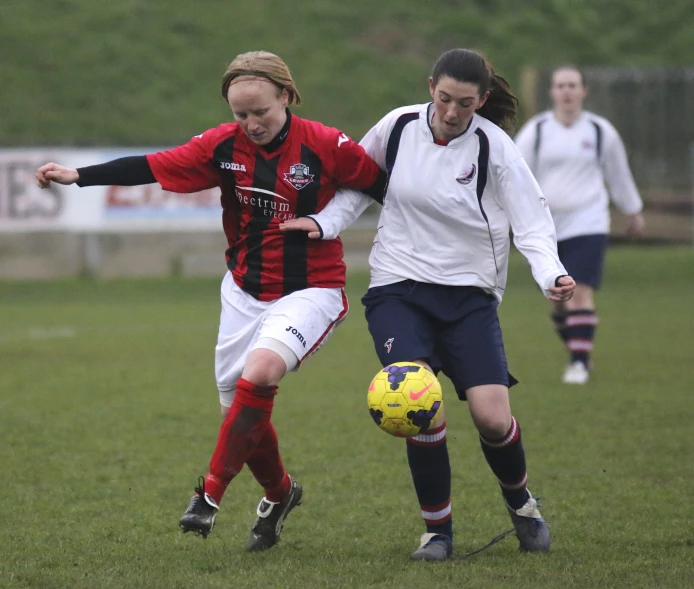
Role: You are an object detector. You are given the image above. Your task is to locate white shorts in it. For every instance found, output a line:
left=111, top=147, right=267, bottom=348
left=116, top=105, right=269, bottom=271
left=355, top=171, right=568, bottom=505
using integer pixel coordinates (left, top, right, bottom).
left=215, top=272, right=348, bottom=407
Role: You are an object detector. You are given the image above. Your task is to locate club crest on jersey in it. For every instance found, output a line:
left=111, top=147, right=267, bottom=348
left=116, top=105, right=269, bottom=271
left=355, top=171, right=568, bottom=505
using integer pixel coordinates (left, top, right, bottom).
left=456, top=164, right=476, bottom=185
left=283, top=163, right=314, bottom=190
left=384, top=337, right=394, bottom=353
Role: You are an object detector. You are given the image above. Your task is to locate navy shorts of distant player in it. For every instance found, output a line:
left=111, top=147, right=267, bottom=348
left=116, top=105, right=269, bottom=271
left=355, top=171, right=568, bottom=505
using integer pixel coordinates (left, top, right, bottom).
left=557, top=233, right=608, bottom=289
left=362, top=281, right=517, bottom=400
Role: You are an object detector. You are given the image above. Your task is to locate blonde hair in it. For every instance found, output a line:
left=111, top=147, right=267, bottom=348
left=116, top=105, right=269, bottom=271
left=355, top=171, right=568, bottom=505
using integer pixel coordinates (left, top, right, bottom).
left=221, top=51, right=302, bottom=105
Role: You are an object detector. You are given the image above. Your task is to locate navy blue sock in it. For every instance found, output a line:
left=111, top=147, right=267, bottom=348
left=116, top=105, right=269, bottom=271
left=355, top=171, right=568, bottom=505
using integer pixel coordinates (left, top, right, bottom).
left=406, top=423, right=452, bottom=539
left=479, top=417, right=529, bottom=510
left=564, top=309, right=598, bottom=367
left=551, top=311, right=568, bottom=345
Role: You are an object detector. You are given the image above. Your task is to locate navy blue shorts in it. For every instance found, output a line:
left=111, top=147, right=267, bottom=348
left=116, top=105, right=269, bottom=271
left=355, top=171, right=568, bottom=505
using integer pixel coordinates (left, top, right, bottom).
left=557, top=234, right=608, bottom=289
left=361, top=280, right=517, bottom=401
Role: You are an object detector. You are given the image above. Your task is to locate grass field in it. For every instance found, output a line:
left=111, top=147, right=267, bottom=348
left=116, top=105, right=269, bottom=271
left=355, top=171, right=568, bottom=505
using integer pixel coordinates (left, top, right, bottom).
left=1, top=245, right=693, bottom=588
left=2, top=1, right=692, bottom=146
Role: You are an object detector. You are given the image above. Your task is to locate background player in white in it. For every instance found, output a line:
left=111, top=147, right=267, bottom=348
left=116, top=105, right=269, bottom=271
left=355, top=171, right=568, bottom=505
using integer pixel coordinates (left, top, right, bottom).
left=281, top=48, right=576, bottom=561
left=515, top=66, right=645, bottom=385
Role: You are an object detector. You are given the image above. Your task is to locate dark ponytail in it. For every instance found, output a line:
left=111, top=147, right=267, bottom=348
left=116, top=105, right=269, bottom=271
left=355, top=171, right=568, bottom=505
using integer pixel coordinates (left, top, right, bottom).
left=431, top=49, right=518, bottom=132
left=478, top=67, right=518, bottom=132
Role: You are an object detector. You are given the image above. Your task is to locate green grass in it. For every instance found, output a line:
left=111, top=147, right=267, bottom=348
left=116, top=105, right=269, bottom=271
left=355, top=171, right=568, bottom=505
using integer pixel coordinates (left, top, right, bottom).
left=1, top=0, right=693, bottom=145
left=1, top=245, right=693, bottom=588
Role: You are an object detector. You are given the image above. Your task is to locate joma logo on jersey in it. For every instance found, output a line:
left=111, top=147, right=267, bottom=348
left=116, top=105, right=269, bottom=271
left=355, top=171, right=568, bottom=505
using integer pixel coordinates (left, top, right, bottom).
left=285, top=326, right=306, bottom=347
left=219, top=161, right=246, bottom=172
left=283, top=163, right=314, bottom=190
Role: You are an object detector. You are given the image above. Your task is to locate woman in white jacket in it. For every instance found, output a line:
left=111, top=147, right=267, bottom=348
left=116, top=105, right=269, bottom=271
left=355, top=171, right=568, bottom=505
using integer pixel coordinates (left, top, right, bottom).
left=281, top=48, right=575, bottom=561
left=515, top=66, right=644, bottom=385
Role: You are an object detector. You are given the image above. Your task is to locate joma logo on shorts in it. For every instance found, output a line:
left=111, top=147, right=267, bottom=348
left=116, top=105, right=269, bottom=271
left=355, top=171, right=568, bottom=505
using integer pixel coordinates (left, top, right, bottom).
left=286, top=326, right=306, bottom=348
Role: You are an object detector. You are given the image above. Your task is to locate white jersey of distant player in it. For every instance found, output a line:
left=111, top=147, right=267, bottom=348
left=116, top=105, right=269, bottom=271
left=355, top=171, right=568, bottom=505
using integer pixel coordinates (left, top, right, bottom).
left=514, top=110, right=643, bottom=241
left=309, top=103, right=566, bottom=302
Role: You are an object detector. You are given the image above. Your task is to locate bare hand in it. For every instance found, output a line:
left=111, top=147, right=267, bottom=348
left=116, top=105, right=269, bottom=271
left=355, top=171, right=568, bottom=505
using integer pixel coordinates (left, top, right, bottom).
left=625, top=212, right=645, bottom=238
left=278, top=217, right=322, bottom=239
left=548, top=275, right=576, bottom=302
left=36, top=163, right=79, bottom=189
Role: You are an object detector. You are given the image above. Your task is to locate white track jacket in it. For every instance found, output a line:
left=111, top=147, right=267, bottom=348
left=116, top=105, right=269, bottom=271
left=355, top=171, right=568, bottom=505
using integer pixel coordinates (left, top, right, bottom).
left=310, top=103, right=566, bottom=302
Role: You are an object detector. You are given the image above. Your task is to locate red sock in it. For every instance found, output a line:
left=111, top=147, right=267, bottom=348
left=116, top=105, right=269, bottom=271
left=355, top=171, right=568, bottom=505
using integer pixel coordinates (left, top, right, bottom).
left=246, top=422, right=291, bottom=502
left=204, top=378, right=276, bottom=505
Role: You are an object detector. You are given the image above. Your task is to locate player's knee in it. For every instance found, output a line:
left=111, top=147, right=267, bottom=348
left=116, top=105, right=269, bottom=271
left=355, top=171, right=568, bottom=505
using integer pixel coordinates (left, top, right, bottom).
left=466, top=384, right=512, bottom=438
left=242, top=351, right=286, bottom=386
left=565, top=283, right=594, bottom=309
left=242, top=341, right=298, bottom=387
left=474, top=414, right=511, bottom=439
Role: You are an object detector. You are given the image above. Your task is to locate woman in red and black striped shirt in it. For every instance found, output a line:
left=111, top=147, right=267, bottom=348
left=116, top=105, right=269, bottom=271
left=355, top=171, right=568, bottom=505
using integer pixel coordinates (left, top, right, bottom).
left=36, top=50, right=386, bottom=551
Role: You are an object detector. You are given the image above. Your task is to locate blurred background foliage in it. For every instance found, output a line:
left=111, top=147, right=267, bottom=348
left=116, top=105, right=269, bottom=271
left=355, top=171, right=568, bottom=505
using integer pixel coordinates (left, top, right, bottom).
left=1, top=0, right=693, bottom=146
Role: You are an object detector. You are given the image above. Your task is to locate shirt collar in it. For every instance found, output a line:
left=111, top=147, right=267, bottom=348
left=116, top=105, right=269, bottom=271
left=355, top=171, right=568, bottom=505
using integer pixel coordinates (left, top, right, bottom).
left=259, top=109, right=292, bottom=153
left=426, top=103, right=474, bottom=145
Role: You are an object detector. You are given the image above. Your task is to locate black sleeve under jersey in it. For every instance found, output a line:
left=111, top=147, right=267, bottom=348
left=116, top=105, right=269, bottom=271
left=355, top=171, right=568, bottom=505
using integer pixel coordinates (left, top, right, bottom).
left=361, top=168, right=388, bottom=204
left=76, top=156, right=156, bottom=187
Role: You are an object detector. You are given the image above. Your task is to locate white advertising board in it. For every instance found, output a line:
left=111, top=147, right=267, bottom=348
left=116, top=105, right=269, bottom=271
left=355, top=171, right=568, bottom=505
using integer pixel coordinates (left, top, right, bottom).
left=0, top=148, right=223, bottom=233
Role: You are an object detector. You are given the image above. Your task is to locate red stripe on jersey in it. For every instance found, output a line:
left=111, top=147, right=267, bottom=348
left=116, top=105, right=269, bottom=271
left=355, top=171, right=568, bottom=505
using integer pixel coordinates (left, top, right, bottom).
left=147, top=115, right=380, bottom=301
left=239, top=151, right=282, bottom=299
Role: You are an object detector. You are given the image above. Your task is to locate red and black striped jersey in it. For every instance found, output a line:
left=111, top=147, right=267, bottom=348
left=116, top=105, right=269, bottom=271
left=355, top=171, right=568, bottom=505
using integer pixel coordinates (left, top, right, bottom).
left=147, top=113, right=382, bottom=301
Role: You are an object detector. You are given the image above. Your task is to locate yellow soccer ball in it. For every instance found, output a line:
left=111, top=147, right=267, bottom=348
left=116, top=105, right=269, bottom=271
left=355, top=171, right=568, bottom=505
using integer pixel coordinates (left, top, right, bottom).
left=367, top=362, right=443, bottom=437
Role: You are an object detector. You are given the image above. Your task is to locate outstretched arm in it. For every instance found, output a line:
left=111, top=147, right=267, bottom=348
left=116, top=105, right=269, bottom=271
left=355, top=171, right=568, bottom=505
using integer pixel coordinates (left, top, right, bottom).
left=36, top=156, right=156, bottom=189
